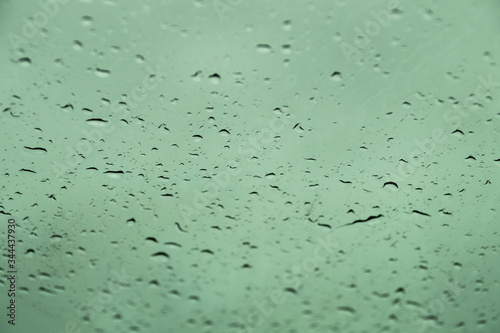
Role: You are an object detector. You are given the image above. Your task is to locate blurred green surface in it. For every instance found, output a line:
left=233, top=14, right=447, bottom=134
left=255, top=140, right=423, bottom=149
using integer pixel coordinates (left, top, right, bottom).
left=0, top=0, right=499, bottom=332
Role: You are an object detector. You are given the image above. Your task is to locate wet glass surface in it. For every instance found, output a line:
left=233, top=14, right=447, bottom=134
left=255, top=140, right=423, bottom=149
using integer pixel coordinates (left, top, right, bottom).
left=1, top=1, right=499, bottom=332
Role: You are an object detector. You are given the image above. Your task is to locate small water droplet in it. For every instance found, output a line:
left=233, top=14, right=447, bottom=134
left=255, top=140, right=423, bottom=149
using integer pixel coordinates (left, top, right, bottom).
left=330, top=71, right=342, bottom=81
left=73, top=40, right=84, bottom=51
left=282, top=20, right=292, bottom=31
left=256, top=44, right=271, bottom=53
left=191, top=70, right=202, bottom=82
left=17, top=57, right=32, bottom=67
left=82, top=15, right=93, bottom=27
left=208, top=73, right=220, bottom=84
left=281, top=44, right=291, bottom=54
left=135, top=54, right=145, bottom=64
left=95, top=68, right=110, bottom=78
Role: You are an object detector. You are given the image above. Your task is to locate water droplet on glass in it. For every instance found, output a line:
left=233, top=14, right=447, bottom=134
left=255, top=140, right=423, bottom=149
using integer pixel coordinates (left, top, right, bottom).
left=95, top=68, right=110, bottom=78
left=81, top=15, right=93, bottom=27
left=208, top=73, right=220, bottom=84
left=73, top=40, right=83, bottom=51
left=256, top=44, right=271, bottom=53
left=282, top=20, right=292, bottom=31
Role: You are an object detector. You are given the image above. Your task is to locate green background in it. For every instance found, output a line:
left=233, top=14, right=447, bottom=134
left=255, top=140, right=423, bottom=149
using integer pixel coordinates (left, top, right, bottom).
left=1, top=0, right=499, bottom=332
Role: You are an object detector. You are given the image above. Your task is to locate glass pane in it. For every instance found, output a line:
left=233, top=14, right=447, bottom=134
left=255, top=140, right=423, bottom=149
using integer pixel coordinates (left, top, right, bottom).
left=1, top=0, right=499, bottom=332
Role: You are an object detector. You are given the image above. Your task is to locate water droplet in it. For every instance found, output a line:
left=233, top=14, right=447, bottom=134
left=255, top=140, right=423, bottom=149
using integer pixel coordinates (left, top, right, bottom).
left=208, top=73, right=220, bottom=84
left=81, top=15, right=93, bottom=27
left=219, top=129, right=230, bottom=136
left=191, top=70, right=202, bottom=82
left=104, top=171, right=124, bottom=178
left=282, top=20, right=292, bottom=31
left=86, top=118, right=108, bottom=127
left=73, top=40, right=83, bottom=51
left=95, top=68, right=110, bottom=78
left=330, top=71, right=342, bottom=81
left=256, top=44, right=271, bottom=53
left=135, top=54, right=145, bottom=63
left=17, top=57, right=32, bottom=66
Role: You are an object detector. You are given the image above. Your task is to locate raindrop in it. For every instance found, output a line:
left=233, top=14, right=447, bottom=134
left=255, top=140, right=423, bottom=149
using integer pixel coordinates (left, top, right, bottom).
left=104, top=170, right=124, bottom=178
left=256, top=44, right=271, bottom=53
left=86, top=118, right=108, bottom=127
left=82, top=15, right=93, bottom=26
left=95, top=68, right=110, bottom=78
left=208, top=73, right=220, bottom=84
left=330, top=71, right=342, bottom=81
left=17, top=57, right=32, bottom=66
left=282, top=20, right=292, bottom=31
left=135, top=54, right=145, bottom=63
left=281, top=44, right=291, bottom=54
left=191, top=70, right=202, bottom=82
left=73, top=40, right=83, bottom=51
